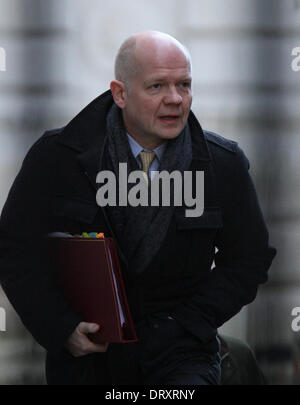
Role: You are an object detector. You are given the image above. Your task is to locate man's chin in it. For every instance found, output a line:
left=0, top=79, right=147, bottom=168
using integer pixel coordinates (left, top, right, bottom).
left=157, top=128, right=184, bottom=140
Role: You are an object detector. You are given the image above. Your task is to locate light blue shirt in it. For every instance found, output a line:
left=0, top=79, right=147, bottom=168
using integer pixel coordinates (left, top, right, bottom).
left=126, top=133, right=167, bottom=180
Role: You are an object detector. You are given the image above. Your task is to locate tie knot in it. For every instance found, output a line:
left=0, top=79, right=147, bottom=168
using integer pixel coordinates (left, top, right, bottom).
left=139, top=151, right=156, bottom=176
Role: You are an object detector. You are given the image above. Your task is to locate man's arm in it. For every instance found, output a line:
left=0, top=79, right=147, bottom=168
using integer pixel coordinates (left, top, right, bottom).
left=171, top=146, right=276, bottom=342
left=0, top=135, right=83, bottom=353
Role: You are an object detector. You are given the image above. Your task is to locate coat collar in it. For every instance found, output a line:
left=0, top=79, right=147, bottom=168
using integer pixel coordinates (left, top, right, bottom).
left=57, top=90, right=113, bottom=189
left=58, top=89, right=113, bottom=152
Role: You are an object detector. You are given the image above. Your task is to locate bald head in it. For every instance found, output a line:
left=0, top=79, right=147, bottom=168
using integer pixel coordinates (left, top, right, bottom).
left=111, top=31, right=193, bottom=149
left=114, top=31, right=191, bottom=89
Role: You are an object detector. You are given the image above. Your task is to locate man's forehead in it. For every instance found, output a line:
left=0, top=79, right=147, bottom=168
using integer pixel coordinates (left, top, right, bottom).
left=143, top=69, right=192, bottom=83
left=137, top=51, right=191, bottom=79
left=141, top=55, right=191, bottom=75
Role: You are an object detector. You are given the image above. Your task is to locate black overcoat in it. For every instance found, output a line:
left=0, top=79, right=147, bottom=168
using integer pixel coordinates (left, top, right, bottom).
left=0, top=90, right=276, bottom=384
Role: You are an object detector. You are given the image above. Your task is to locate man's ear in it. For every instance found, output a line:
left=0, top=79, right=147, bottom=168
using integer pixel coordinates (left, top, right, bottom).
left=110, top=80, right=127, bottom=109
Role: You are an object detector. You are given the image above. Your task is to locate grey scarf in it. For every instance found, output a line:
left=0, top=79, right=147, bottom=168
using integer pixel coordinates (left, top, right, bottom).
left=105, top=103, right=192, bottom=276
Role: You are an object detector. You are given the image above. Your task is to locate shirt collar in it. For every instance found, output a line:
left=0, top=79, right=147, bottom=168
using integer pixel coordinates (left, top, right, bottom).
left=126, top=133, right=166, bottom=162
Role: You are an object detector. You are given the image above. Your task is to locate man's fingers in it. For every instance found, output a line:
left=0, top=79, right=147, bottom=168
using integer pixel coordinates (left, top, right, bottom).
left=65, top=322, right=109, bottom=357
left=77, top=322, right=99, bottom=335
left=74, top=322, right=109, bottom=355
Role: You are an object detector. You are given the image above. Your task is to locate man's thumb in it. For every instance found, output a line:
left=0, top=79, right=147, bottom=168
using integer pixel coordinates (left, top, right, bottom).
left=78, top=322, right=100, bottom=334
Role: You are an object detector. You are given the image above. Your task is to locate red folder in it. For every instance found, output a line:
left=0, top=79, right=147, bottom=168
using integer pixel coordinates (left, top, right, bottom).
left=48, top=236, right=137, bottom=344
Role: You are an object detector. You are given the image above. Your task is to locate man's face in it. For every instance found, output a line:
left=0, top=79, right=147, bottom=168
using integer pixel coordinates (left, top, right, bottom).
left=121, top=44, right=192, bottom=149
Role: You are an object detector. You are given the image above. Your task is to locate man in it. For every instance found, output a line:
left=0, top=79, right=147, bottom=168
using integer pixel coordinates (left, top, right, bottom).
left=0, top=31, right=276, bottom=385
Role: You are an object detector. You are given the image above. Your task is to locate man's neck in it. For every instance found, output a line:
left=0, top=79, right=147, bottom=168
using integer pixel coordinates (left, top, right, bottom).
left=126, top=132, right=164, bottom=150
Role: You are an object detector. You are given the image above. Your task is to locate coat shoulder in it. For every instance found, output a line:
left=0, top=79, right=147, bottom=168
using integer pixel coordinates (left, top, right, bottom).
left=37, top=127, right=66, bottom=147
left=203, top=130, right=249, bottom=173
left=204, top=130, right=238, bottom=154
left=42, top=127, right=65, bottom=139
left=27, top=127, right=65, bottom=154
left=21, top=127, right=66, bottom=171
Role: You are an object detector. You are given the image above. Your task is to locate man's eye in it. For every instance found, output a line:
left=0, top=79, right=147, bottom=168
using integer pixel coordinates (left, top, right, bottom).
left=151, top=84, right=160, bottom=89
left=181, top=82, right=190, bottom=88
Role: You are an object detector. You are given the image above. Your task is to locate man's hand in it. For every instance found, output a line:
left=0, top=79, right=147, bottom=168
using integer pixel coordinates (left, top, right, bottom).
left=65, top=322, right=109, bottom=357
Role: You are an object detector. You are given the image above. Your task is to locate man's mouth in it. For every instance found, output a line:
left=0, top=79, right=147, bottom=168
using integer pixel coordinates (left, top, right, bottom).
left=159, top=115, right=180, bottom=124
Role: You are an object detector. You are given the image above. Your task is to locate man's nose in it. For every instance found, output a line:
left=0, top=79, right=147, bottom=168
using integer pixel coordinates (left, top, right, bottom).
left=163, top=86, right=182, bottom=104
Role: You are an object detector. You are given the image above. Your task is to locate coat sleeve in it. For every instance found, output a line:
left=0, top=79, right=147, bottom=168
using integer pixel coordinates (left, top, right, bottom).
left=171, top=146, right=276, bottom=343
left=0, top=135, right=82, bottom=353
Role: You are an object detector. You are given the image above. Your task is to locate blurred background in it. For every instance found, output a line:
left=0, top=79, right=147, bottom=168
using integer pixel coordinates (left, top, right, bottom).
left=0, top=0, right=300, bottom=385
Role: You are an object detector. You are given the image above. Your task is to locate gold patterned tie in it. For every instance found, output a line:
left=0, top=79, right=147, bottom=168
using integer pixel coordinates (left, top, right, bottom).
left=139, top=151, right=156, bottom=182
